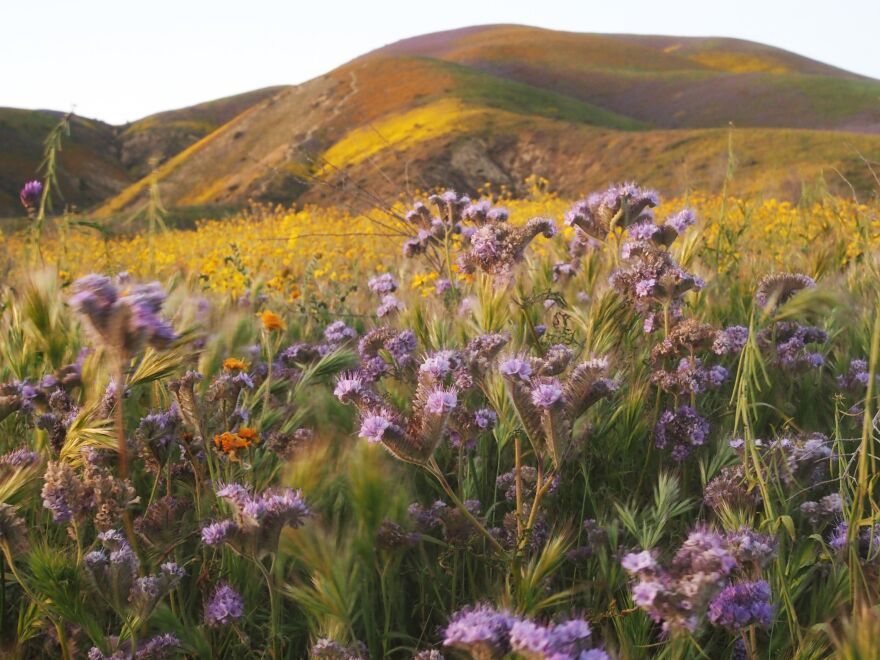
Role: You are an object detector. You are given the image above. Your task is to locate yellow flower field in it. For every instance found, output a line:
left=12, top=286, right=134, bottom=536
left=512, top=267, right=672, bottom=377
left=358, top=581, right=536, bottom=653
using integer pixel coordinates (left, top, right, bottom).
left=3, top=187, right=877, bottom=297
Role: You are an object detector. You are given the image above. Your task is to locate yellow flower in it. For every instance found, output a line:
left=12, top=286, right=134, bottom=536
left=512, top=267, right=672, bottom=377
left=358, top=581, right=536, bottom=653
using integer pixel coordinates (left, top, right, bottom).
left=258, top=310, right=285, bottom=331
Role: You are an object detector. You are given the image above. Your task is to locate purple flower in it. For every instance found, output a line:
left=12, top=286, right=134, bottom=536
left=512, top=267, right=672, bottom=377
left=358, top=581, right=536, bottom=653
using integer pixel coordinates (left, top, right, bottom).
left=425, top=387, right=458, bottom=414
left=628, top=222, right=660, bottom=241
left=635, top=277, right=657, bottom=298
left=708, top=580, right=774, bottom=631
left=70, top=275, right=177, bottom=355
left=420, top=350, right=457, bottom=379
left=367, top=273, right=398, bottom=295
left=654, top=405, right=710, bottom=461
left=435, top=279, right=452, bottom=295
left=664, top=208, right=696, bottom=234
left=0, top=448, right=39, bottom=468
left=632, top=580, right=663, bottom=608
left=324, top=321, right=357, bottom=344
left=205, top=583, right=244, bottom=627
left=471, top=227, right=499, bottom=260
left=387, top=330, right=417, bottom=364
left=623, top=527, right=736, bottom=633
left=359, top=413, right=393, bottom=444
left=333, top=373, right=364, bottom=402
left=216, top=482, right=251, bottom=507
left=713, top=326, right=749, bottom=355
left=621, top=550, right=657, bottom=574
left=443, top=604, right=517, bottom=657
left=201, top=520, right=236, bottom=546
left=474, top=408, right=497, bottom=430
left=509, top=620, right=552, bottom=655
left=19, top=180, right=42, bottom=210
left=376, top=294, right=404, bottom=318
left=837, top=358, right=871, bottom=391
left=530, top=380, right=563, bottom=408
left=726, top=527, right=777, bottom=567
left=500, top=357, right=532, bottom=381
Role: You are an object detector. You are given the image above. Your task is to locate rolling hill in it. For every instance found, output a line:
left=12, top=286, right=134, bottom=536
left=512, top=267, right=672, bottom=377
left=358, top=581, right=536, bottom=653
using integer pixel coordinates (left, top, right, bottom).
left=3, top=25, right=880, bottom=218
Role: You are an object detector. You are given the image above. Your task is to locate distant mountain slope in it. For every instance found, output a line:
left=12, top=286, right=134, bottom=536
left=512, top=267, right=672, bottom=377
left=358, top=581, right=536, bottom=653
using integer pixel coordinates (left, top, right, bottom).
left=118, top=87, right=285, bottom=178
left=376, top=26, right=880, bottom=132
left=3, top=25, right=880, bottom=218
left=0, top=109, right=128, bottom=214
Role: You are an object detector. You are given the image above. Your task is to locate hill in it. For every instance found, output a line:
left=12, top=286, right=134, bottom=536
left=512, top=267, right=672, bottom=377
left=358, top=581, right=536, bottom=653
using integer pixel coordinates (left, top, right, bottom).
left=3, top=25, right=880, bottom=217
left=0, top=109, right=128, bottom=214
left=0, top=88, right=280, bottom=216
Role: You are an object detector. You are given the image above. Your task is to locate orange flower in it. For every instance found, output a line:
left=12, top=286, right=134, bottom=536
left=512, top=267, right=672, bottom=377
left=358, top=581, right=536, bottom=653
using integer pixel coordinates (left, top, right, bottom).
left=258, top=310, right=285, bottom=331
left=223, top=358, right=248, bottom=371
left=213, top=431, right=253, bottom=461
left=237, top=427, right=260, bottom=444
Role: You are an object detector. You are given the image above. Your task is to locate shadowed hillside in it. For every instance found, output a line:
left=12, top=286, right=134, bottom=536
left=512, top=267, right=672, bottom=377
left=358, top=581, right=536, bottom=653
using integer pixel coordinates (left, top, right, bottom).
left=0, top=109, right=128, bottom=214
left=0, top=89, right=281, bottom=216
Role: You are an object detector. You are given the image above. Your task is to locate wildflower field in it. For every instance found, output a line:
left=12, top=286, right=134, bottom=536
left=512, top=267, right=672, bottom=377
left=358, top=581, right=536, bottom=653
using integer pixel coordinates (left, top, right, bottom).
left=2, top=175, right=880, bottom=660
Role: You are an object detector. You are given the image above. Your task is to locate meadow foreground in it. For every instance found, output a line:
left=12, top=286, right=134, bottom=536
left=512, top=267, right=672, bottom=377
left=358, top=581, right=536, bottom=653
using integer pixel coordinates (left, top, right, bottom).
left=1, top=182, right=879, bottom=658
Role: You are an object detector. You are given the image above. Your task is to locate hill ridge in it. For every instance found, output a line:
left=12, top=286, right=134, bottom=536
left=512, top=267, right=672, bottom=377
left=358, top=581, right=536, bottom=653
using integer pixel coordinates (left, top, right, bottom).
left=2, top=25, right=879, bottom=217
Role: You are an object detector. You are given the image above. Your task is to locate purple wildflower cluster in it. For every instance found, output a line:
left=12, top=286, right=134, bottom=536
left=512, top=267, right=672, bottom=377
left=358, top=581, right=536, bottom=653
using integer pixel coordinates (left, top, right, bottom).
left=337, top=333, right=511, bottom=464
left=836, top=358, right=871, bottom=392
left=725, top=527, right=777, bottom=568
left=442, top=604, right=609, bottom=659
left=459, top=215, right=557, bottom=282
left=713, top=326, right=750, bottom=356
left=564, top=182, right=659, bottom=239
left=827, top=521, right=880, bottom=563
left=402, top=188, right=555, bottom=283
left=580, top=186, right=704, bottom=335
left=203, top=482, right=310, bottom=554
left=88, top=633, right=181, bottom=659
left=356, top=326, right=417, bottom=381
left=41, top=450, right=136, bottom=530
left=324, top=320, right=358, bottom=346
left=651, top=357, right=728, bottom=395
left=498, top=348, right=617, bottom=467
left=708, top=580, right=774, bottom=631
left=205, top=582, right=245, bottom=627
left=134, top=405, right=182, bottom=472
left=84, top=530, right=184, bottom=615
left=653, top=405, right=710, bottom=461
left=757, top=321, right=826, bottom=370
left=367, top=273, right=398, bottom=295
left=402, top=191, right=470, bottom=259
left=70, top=275, right=177, bottom=357
left=622, top=527, right=738, bottom=633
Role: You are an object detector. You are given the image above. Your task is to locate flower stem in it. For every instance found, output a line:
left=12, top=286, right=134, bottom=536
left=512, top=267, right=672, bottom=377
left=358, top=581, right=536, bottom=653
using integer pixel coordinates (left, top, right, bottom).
left=426, top=458, right=506, bottom=556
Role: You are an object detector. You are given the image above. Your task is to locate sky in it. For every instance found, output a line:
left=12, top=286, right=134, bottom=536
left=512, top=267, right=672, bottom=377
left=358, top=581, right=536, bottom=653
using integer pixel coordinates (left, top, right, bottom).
left=2, top=0, right=878, bottom=125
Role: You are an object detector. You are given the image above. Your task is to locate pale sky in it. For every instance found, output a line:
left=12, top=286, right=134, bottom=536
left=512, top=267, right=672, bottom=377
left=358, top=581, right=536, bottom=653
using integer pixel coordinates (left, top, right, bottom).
left=2, top=0, right=878, bottom=125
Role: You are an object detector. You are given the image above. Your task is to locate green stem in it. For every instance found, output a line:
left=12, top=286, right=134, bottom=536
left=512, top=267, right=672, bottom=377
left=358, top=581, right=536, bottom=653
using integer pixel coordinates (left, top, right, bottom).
left=426, top=459, right=506, bottom=556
